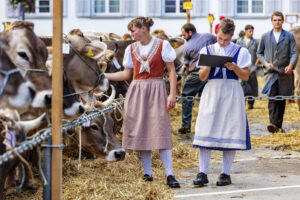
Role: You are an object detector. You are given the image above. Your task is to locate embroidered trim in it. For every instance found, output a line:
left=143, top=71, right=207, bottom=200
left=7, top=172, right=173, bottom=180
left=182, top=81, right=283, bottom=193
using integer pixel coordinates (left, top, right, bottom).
left=132, top=38, right=161, bottom=62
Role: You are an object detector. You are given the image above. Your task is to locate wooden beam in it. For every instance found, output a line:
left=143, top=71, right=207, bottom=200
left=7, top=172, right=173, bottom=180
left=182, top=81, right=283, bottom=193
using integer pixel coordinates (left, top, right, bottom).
left=52, top=0, right=63, bottom=200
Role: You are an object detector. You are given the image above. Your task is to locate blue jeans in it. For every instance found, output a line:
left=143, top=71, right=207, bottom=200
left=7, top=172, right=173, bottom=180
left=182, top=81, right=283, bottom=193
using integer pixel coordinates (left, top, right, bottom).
left=181, top=74, right=207, bottom=128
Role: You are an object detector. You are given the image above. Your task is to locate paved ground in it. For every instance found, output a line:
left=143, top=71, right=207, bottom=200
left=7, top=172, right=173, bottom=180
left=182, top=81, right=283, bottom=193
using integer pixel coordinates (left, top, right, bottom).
left=173, top=128, right=300, bottom=200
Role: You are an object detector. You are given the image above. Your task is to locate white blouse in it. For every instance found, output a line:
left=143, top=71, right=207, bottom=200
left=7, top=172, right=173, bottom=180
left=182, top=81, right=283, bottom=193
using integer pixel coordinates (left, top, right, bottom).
left=123, top=37, right=176, bottom=68
left=198, top=42, right=251, bottom=69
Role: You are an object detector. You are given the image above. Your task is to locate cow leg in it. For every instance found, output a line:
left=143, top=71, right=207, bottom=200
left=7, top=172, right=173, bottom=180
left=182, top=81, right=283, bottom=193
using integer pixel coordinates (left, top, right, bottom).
left=0, top=165, right=5, bottom=200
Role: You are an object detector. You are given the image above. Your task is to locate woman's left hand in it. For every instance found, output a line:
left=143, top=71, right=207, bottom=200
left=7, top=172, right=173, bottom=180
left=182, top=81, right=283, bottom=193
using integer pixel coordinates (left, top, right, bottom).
left=224, top=62, right=237, bottom=71
left=167, top=95, right=176, bottom=110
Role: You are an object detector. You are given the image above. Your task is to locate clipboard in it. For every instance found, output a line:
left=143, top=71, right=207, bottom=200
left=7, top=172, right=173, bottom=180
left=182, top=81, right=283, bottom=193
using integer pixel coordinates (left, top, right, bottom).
left=198, top=54, right=234, bottom=67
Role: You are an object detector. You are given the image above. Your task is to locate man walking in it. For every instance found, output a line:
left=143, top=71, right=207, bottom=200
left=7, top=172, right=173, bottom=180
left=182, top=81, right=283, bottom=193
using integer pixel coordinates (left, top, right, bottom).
left=237, top=24, right=259, bottom=109
left=257, top=11, right=298, bottom=133
left=178, top=23, right=216, bottom=134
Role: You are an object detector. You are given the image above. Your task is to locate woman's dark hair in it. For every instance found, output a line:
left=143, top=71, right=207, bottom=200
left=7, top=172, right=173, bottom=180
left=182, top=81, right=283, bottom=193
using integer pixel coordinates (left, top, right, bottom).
left=217, top=18, right=235, bottom=35
left=127, top=16, right=154, bottom=32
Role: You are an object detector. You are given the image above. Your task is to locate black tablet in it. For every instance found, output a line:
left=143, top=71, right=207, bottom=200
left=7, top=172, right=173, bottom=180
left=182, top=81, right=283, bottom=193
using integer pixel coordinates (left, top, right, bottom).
left=198, top=54, right=234, bottom=67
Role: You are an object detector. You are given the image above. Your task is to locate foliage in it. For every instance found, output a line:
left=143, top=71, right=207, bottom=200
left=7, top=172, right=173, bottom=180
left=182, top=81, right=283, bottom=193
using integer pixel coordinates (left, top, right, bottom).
left=9, top=0, right=35, bottom=13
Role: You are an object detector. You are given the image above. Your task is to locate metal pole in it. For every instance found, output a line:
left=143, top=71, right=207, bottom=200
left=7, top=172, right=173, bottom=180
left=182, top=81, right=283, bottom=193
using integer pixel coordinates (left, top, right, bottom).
left=185, top=0, right=191, bottom=23
left=52, top=0, right=63, bottom=199
left=43, top=137, right=52, bottom=200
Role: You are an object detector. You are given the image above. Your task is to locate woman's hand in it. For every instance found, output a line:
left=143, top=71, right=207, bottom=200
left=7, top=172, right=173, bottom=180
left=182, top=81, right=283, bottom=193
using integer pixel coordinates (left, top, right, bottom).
left=224, top=62, right=238, bottom=71
left=167, top=94, right=176, bottom=110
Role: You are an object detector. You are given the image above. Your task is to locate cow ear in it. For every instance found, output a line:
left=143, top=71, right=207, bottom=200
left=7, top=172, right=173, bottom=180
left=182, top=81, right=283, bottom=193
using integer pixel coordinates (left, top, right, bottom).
left=169, top=37, right=186, bottom=49
left=83, top=41, right=107, bottom=60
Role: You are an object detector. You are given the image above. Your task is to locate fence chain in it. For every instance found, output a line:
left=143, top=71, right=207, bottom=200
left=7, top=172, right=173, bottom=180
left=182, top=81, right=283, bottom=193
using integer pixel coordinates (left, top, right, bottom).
left=176, top=95, right=300, bottom=102
left=0, top=100, right=124, bottom=165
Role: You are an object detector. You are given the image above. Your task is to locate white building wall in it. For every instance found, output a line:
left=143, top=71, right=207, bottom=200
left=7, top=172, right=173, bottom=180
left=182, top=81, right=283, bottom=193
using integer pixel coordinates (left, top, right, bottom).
left=0, top=0, right=299, bottom=39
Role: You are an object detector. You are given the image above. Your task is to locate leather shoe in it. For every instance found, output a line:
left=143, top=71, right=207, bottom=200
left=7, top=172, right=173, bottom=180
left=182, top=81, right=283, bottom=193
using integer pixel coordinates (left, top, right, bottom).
left=193, top=172, right=208, bottom=186
left=267, top=124, right=279, bottom=133
left=167, top=175, right=180, bottom=188
left=248, top=104, right=254, bottom=109
left=216, top=173, right=232, bottom=186
left=143, top=174, right=153, bottom=182
left=178, top=127, right=191, bottom=134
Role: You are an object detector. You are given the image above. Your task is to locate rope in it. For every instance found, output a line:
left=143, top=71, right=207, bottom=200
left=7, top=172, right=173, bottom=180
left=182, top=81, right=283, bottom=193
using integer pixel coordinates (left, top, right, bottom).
left=0, top=68, right=20, bottom=96
left=37, top=146, right=48, bottom=186
left=77, top=126, right=82, bottom=170
left=102, top=114, right=109, bottom=153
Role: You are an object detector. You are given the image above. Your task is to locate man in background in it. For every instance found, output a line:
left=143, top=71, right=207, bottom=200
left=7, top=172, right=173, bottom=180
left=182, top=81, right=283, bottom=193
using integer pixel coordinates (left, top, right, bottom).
left=237, top=24, right=259, bottom=109
left=178, top=23, right=216, bottom=134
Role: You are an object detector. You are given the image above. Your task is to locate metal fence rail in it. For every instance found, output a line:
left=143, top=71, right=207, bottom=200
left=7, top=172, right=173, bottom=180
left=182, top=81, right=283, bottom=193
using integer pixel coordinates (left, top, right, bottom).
left=176, top=95, right=300, bottom=101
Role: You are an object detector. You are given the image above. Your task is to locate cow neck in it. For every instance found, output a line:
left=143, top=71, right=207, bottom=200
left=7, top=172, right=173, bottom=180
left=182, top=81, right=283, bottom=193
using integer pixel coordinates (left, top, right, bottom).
left=63, top=36, right=104, bottom=93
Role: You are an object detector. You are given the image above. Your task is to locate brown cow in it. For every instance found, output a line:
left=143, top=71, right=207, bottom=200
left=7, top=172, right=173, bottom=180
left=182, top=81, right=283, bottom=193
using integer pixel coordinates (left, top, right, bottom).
left=63, top=29, right=110, bottom=102
left=0, top=38, right=35, bottom=108
left=1, top=21, right=84, bottom=116
left=0, top=111, right=45, bottom=199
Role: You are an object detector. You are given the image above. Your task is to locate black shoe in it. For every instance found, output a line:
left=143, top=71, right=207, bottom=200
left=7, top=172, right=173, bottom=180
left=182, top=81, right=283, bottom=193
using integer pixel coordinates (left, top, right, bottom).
left=193, top=172, right=209, bottom=186
left=143, top=174, right=153, bottom=182
left=178, top=127, right=191, bottom=134
left=267, top=124, right=279, bottom=133
left=248, top=104, right=254, bottom=109
left=216, top=173, right=232, bottom=186
left=167, top=175, right=180, bottom=188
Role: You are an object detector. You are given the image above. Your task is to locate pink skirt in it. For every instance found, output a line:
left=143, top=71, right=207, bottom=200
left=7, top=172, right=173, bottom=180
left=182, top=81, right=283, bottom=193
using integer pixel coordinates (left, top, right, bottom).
left=122, top=79, right=172, bottom=150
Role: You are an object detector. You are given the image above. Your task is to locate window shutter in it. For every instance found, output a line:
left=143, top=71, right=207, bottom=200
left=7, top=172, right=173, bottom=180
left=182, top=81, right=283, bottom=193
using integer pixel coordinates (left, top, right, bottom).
left=147, top=0, right=162, bottom=17
left=290, top=0, right=300, bottom=14
left=76, top=0, right=91, bottom=17
left=6, top=0, right=19, bottom=18
left=219, top=0, right=234, bottom=17
left=193, top=0, right=209, bottom=17
left=122, top=0, right=137, bottom=16
left=265, top=0, right=282, bottom=16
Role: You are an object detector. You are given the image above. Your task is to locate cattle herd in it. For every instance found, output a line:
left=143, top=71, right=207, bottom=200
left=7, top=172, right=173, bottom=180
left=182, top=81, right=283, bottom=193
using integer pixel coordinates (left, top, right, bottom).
left=0, top=21, right=300, bottom=199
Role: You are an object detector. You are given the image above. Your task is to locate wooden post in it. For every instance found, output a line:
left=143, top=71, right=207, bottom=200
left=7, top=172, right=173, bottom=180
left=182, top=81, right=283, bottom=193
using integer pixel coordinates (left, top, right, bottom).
left=52, top=0, right=63, bottom=200
left=185, top=0, right=191, bottom=23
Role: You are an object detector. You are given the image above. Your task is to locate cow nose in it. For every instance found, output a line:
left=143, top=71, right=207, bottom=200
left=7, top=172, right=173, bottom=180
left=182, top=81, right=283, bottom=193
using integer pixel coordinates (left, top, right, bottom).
left=45, top=94, right=52, bottom=108
left=79, top=104, right=85, bottom=114
left=115, top=151, right=125, bottom=161
left=29, top=86, right=36, bottom=99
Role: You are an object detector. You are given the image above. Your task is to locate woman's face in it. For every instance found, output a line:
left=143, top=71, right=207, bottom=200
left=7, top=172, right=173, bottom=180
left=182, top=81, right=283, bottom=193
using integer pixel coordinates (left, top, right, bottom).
left=217, top=31, right=233, bottom=47
left=130, top=25, right=147, bottom=41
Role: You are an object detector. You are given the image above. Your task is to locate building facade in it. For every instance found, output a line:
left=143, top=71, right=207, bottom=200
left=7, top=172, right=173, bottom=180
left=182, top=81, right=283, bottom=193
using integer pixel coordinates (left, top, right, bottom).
left=1, top=0, right=300, bottom=38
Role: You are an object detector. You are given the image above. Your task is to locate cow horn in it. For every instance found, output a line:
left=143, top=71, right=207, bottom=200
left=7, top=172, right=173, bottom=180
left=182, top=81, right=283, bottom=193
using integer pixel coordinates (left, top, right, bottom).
left=18, top=113, right=46, bottom=133
left=100, top=61, right=107, bottom=73
left=101, top=85, right=116, bottom=107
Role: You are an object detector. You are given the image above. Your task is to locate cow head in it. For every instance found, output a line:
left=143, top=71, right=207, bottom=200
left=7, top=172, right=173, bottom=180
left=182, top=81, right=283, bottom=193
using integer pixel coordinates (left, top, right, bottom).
left=1, top=21, right=52, bottom=109
left=76, top=113, right=125, bottom=162
left=0, top=35, right=36, bottom=109
left=64, top=29, right=109, bottom=97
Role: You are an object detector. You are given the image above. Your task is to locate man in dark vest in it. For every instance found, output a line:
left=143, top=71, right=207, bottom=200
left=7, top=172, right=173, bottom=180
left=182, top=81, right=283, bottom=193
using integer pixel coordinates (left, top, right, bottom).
left=257, top=11, right=298, bottom=133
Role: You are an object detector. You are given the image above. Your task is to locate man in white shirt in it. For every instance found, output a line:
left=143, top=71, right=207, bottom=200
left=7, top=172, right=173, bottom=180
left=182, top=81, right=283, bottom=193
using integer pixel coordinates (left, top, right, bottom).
left=257, top=11, right=298, bottom=133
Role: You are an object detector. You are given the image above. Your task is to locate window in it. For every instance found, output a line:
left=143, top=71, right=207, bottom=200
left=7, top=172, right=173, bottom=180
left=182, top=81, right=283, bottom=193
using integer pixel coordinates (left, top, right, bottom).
left=163, top=0, right=186, bottom=15
left=236, top=0, right=264, bottom=15
left=93, top=0, right=121, bottom=15
left=36, top=0, right=51, bottom=14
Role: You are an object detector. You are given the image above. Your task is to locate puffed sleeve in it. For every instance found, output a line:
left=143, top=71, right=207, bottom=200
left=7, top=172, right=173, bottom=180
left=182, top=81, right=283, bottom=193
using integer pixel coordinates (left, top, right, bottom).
left=161, top=40, right=176, bottom=62
left=122, top=45, right=134, bottom=68
left=237, top=47, right=251, bottom=68
left=197, top=46, right=208, bottom=69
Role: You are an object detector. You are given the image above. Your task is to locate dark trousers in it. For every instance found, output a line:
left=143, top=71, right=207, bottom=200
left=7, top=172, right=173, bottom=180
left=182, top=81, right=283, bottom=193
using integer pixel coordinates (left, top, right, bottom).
left=268, top=80, right=286, bottom=128
left=181, top=74, right=207, bottom=127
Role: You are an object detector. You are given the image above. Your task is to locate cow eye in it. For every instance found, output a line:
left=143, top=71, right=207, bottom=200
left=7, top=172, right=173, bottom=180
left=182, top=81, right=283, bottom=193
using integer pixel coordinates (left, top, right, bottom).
left=18, top=52, right=29, bottom=61
left=91, top=125, right=98, bottom=130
